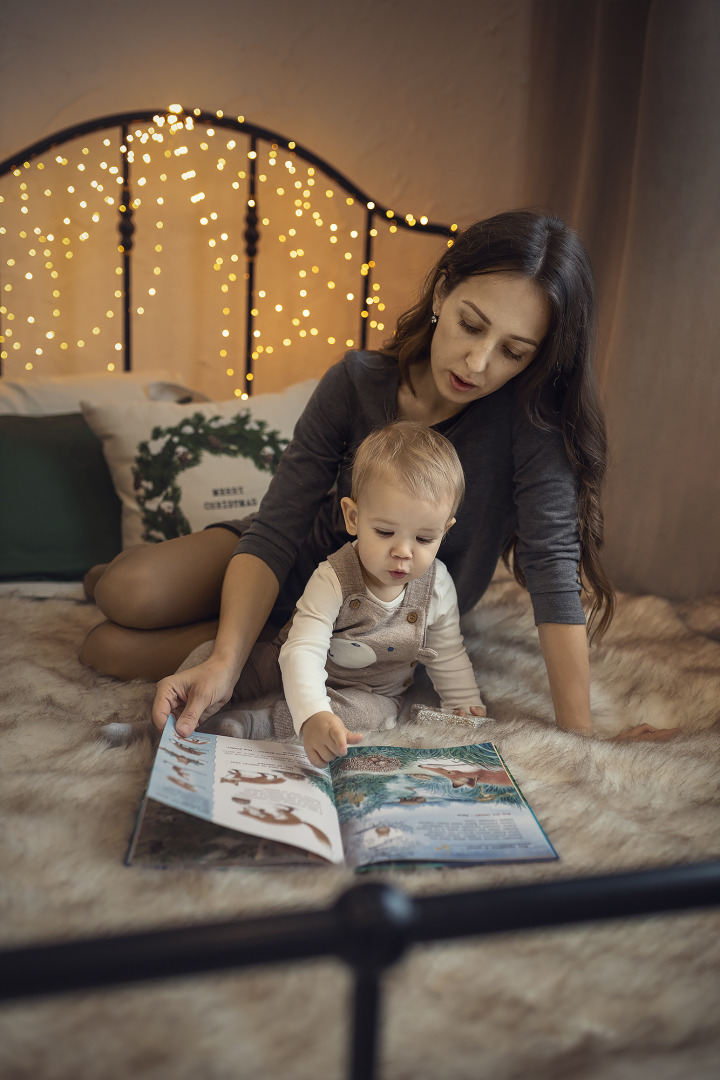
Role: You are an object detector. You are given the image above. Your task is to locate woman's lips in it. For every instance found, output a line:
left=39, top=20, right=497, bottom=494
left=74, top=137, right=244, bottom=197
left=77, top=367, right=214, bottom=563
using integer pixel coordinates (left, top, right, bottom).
left=449, top=372, right=477, bottom=392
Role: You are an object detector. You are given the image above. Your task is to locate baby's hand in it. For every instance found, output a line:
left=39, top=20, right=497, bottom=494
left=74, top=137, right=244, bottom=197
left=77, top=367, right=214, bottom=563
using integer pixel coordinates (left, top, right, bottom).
left=301, top=711, right=364, bottom=767
left=452, top=704, right=487, bottom=718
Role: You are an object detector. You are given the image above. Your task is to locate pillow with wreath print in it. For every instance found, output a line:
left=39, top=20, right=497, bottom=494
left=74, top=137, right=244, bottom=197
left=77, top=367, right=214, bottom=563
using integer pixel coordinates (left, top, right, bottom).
left=81, top=380, right=317, bottom=548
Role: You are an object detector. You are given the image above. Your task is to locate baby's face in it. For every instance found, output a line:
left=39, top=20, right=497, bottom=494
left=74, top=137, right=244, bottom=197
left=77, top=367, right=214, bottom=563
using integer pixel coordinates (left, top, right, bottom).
left=341, top=478, right=453, bottom=601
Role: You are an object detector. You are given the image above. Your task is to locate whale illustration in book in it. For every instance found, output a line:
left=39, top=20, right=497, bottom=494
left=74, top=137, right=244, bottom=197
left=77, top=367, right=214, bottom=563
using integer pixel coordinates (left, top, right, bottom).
left=170, top=739, right=207, bottom=757
left=416, top=760, right=512, bottom=789
left=221, top=768, right=287, bottom=786
left=220, top=767, right=319, bottom=786
left=160, top=748, right=203, bottom=766
left=231, top=798, right=332, bottom=849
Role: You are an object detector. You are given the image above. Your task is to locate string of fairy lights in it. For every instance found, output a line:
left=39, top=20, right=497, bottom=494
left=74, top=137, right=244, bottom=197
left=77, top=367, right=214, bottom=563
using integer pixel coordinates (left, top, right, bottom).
left=0, top=106, right=456, bottom=397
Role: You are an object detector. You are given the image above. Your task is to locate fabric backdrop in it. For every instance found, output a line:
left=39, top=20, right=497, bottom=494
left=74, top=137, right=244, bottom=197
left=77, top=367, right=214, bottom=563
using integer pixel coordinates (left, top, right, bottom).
left=521, top=0, right=720, bottom=601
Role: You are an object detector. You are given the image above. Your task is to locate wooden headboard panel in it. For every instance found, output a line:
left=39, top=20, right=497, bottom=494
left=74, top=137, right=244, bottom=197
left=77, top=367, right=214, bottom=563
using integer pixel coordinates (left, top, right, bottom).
left=0, top=106, right=453, bottom=398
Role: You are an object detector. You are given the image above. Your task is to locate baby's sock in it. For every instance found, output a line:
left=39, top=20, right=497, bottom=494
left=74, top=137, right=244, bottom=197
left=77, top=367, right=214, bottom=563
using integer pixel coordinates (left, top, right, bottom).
left=216, top=706, right=274, bottom=741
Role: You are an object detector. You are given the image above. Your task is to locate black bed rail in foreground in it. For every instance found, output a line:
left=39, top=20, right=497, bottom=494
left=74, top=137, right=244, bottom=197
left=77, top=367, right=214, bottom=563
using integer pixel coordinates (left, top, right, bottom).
left=1, top=862, right=719, bottom=1080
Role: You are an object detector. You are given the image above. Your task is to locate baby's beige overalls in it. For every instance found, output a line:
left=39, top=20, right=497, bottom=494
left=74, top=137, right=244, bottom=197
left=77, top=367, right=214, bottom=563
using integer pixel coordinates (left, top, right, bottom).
left=265, top=542, right=438, bottom=739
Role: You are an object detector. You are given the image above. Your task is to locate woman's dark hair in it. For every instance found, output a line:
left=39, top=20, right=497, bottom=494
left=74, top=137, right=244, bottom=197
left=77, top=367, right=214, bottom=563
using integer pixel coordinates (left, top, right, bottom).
left=381, top=208, right=615, bottom=639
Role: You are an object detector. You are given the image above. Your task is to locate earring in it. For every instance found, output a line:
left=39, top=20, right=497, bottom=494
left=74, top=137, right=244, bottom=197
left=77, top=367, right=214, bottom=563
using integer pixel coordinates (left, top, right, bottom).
left=430, top=313, right=438, bottom=325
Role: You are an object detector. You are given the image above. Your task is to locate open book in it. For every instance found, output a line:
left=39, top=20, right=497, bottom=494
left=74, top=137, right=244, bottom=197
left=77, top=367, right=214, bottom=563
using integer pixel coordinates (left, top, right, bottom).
left=126, top=716, right=558, bottom=869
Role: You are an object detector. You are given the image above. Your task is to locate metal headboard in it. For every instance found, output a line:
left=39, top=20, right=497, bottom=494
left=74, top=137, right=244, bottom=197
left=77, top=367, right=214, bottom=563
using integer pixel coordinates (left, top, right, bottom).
left=0, top=107, right=454, bottom=390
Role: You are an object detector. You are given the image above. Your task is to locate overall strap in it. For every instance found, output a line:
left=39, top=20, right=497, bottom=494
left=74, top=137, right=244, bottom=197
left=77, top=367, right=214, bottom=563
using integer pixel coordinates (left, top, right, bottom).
left=326, top=542, right=366, bottom=601
left=401, top=560, right=437, bottom=616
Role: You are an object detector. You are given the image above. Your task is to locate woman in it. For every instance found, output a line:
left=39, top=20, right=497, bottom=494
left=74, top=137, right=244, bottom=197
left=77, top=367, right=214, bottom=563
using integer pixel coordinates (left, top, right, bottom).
left=81, top=209, right=672, bottom=742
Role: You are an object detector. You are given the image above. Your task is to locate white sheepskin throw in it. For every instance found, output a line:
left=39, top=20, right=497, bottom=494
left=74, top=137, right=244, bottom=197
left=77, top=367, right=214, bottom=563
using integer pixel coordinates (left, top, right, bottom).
left=0, top=567, right=718, bottom=1079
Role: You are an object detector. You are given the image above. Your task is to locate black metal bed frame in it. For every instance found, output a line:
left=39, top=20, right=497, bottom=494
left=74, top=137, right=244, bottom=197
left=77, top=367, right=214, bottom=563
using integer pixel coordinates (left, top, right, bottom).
left=1, top=862, right=718, bottom=1079
left=0, top=107, right=453, bottom=385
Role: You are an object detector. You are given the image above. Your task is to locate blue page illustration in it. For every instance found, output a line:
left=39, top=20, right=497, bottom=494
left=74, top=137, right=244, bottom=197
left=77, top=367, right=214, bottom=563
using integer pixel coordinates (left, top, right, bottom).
left=330, top=744, right=558, bottom=867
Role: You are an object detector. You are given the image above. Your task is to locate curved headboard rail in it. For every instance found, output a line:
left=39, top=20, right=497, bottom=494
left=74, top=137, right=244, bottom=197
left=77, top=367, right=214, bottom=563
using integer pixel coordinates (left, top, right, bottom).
left=0, top=107, right=455, bottom=388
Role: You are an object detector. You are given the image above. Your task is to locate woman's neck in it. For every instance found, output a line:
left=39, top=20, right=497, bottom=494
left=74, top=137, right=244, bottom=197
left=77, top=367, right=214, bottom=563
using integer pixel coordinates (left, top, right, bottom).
left=396, top=359, right=464, bottom=426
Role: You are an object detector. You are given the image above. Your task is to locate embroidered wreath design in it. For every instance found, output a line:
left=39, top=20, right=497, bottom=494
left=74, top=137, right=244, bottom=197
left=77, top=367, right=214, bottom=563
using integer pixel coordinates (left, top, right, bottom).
left=132, top=410, right=288, bottom=542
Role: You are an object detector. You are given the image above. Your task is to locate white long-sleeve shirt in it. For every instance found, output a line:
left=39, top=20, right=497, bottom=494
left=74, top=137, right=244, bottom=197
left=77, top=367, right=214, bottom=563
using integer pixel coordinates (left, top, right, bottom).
left=278, top=554, right=484, bottom=735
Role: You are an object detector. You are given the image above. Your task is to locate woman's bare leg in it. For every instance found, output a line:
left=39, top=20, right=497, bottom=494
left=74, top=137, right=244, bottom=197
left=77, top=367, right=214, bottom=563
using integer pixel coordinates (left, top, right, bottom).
left=80, top=528, right=240, bottom=680
left=93, top=527, right=239, bottom=628
left=83, top=563, right=109, bottom=601
left=80, top=618, right=220, bottom=682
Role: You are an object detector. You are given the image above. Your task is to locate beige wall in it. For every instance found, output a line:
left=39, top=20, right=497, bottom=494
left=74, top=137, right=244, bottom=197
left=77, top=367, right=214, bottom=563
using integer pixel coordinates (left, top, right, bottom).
left=0, top=0, right=531, bottom=225
left=0, top=0, right=532, bottom=398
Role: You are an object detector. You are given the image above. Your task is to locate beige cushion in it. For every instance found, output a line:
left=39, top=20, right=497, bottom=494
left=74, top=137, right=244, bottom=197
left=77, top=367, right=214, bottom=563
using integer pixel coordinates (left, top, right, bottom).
left=0, top=371, right=205, bottom=415
left=81, top=380, right=317, bottom=548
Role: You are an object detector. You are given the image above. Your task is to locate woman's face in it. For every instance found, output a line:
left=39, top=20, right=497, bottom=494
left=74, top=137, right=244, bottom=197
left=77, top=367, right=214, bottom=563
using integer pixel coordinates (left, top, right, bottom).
left=429, top=272, right=551, bottom=406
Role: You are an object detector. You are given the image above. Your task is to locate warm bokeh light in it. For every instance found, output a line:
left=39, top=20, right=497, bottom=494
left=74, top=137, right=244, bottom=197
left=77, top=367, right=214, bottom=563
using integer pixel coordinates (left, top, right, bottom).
left=0, top=105, right=446, bottom=387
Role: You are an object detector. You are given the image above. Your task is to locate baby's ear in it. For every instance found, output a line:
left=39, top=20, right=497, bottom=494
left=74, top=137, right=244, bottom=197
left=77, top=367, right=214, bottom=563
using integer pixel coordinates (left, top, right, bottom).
left=443, top=517, right=456, bottom=535
left=341, top=496, right=359, bottom=536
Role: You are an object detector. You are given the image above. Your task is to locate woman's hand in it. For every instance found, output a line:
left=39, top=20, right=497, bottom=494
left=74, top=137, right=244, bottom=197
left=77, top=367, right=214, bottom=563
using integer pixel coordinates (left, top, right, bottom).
left=301, top=711, right=364, bottom=768
left=608, top=723, right=681, bottom=743
left=152, top=657, right=239, bottom=737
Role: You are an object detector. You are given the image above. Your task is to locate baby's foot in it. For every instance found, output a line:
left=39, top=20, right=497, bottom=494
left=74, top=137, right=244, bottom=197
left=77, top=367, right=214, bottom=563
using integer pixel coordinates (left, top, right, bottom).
left=213, top=706, right=274, bottom=740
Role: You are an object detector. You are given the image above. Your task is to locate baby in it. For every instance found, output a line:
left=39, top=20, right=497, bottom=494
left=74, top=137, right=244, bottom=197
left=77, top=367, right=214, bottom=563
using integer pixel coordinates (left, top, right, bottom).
left=221, top=420, right=485, bottom=766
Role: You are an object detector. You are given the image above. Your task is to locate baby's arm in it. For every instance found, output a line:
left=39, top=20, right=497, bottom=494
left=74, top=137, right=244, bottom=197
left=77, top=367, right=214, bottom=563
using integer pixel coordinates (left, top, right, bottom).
left=425, top=562, right=486, bottom=715
left=279, top=562, right=362, bottom=761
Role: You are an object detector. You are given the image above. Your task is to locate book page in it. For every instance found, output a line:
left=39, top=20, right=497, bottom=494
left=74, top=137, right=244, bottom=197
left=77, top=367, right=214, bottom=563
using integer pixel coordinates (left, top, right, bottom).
left=146, top=718, right=345, bottom=863
left=330, top=744, right=557, bottom=868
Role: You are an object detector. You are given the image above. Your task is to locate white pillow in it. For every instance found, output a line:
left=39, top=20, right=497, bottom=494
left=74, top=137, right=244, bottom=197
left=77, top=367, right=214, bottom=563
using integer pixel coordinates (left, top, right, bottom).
left=0, top=371, right=207, bottom=415
left=81, top=380, right=318, bottom=548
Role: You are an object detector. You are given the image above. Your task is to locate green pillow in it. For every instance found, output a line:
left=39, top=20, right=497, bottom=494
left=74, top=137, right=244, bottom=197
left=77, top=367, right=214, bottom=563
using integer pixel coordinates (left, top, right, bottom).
left=0, top=413, right=123, bottom=580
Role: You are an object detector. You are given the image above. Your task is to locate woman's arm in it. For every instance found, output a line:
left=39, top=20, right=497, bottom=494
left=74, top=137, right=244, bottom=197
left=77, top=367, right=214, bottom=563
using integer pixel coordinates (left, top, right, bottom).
left=152, top=361, right=363, bottom=737
left=537, top=622, right=680, bottom=741
left=152, top=553, right=279, bottom=736
left=537, top=622, right=593, bottom=734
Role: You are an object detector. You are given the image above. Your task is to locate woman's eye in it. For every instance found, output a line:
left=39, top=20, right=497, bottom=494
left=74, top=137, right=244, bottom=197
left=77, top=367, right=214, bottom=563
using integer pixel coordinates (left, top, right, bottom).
left=459, top=317, right=481, bottom=335
left=503, top=345, right=523, bottom=363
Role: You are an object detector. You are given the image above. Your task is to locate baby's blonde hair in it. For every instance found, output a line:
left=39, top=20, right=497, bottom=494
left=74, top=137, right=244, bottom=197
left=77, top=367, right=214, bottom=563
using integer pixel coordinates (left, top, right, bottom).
left=351, top=420, right=465, bottom=520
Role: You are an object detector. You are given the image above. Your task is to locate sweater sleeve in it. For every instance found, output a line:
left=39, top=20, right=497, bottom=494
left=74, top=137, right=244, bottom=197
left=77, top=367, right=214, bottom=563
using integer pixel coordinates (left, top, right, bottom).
left=233, top=359, right=357, bottom=590
left=424, top=561, right=484, bottom=710
left=278, top=561, right=343, bottom=736
left=512, top=408, right=585, bottom=625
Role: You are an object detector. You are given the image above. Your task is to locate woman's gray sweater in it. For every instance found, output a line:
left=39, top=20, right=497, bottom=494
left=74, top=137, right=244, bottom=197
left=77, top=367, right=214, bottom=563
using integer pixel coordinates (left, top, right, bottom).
left=234, top=350, right=584, bottom=626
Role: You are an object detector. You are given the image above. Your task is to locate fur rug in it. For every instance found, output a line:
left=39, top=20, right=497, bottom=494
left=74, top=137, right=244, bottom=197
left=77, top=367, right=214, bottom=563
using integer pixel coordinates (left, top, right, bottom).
left=0, top=567, right=719, bottom=1080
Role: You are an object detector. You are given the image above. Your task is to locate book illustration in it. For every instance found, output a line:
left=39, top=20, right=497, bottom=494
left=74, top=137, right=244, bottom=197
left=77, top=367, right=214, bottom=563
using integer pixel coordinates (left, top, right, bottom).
left=329, top=745, right=547, bottom=868
left=415, top=760, right=512, bottom=789
left=143, top=721, right=344, bottom=863
left=127, top=717, right=557, bottom=869
left=219, top=766, right=319, bottom=786
left=231, top=799, right=333, bottom=851
left=166, top=766, right=199, bottom=793
left=129, top=800, right=322, bottom=868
